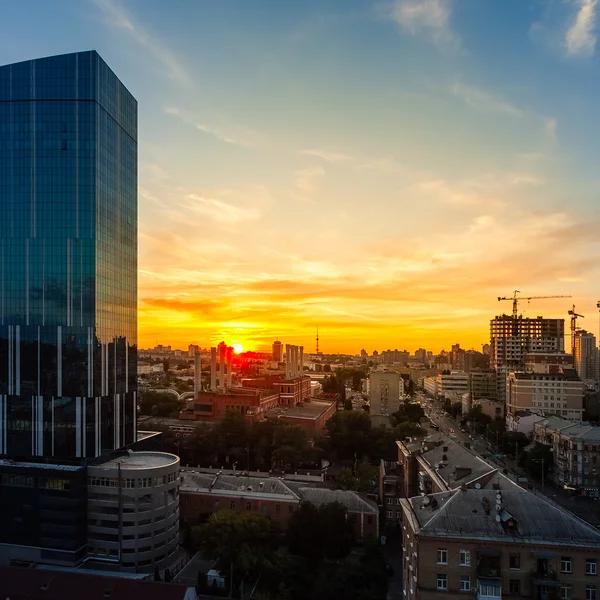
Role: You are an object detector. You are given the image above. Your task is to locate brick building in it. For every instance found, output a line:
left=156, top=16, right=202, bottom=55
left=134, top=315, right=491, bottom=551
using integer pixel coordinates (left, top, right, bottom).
left=179, top=470, right=379, bottom=538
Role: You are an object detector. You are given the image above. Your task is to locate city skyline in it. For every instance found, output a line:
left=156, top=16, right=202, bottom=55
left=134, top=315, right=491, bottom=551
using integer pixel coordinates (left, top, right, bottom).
left=3, top=1, right=600, bottom=353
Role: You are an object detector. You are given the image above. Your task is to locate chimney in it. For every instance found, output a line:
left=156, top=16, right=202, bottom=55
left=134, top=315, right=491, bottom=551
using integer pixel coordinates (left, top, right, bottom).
left=219, top=343, right=226, bottom=390
left=210, top=347, right=217, bottom=391
left=226, top=346, right=233, bottom=388
left=286, top=345, right=291, bottom=379
left=299, top=346, right=304, bottom=375
left=194, top=351, right=201, bottom=398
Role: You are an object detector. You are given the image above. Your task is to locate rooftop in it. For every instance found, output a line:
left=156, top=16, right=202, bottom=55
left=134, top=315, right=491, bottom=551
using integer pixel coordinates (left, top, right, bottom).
left=0, top=566, right=192, bottom=600
left=537, top=417, right=600, bottom=442
left=180, top=469, right=378, bottom=514
left=512, top=369, right=581, bottom=382
left=418, top=439, right=496, bottom=490
left=266, top=399, right=336, bottom=421
left=0, top=459, right=82, bottom=471
left=408, top=475, right=600, bottom=547
left=96, top=451, right=180, bottom=470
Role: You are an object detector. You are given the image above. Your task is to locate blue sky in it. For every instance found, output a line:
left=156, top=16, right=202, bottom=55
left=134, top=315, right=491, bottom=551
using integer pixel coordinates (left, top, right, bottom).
left=2, top=0, right=600, bottom=352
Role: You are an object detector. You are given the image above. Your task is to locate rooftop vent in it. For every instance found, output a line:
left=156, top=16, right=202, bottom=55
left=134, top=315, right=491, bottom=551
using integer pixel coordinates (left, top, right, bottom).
left=443, top=446, right=448, bottom=452
left=442, top=454, right=448, bottom=461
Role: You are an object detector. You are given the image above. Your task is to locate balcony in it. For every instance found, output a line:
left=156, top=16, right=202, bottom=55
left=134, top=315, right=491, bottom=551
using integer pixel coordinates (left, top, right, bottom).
left=477, top=579, right=502, bottom=600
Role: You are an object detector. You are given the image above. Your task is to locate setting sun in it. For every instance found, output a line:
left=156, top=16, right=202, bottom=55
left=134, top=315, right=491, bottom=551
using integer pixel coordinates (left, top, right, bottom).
left=232, top=343, right=244, bottom=354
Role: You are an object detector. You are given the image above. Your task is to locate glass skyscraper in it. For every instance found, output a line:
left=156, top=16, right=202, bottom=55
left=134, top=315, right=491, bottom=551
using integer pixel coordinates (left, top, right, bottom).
left=0, top=51, right=137, bottom=461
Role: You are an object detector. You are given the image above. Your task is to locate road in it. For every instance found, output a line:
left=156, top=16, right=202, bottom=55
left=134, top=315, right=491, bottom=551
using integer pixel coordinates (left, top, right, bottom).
left=418, top=395, right=600, bottom=528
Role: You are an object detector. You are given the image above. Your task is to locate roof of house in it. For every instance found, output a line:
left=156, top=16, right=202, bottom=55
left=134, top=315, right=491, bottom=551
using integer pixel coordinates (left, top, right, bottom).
left=418, top=439, right=497, bottom=490
left=408, top=476, right=600, bottom=547
left=0, top=566, right=194, bottom=600
left=296, top=487, right=379, bottom=515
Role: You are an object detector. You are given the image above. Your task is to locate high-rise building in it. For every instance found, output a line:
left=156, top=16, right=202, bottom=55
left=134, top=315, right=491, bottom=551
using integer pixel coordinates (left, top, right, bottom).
left=272, top=340, right=283, bottom=362
left=490, top=315, right=564, bottom=402
left=370, top=371, right=401, bottom=425
left=574, top=330, right=598, bottom=382
left=0, top=51, right=137, bottom=461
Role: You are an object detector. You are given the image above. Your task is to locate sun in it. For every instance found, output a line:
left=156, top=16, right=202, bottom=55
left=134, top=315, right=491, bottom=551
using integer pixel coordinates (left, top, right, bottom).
left=232, top=343, right=244, bottom=354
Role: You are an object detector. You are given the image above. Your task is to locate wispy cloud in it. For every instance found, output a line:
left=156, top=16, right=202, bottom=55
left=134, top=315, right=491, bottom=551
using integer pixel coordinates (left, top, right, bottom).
left=91, top=0, right=193, bottom=86
left=182, top=193, right=263, bottom=223
left=165, top=106, right=257, bottom=148
left=387, top=0, right=460, bottom=49
left=565, top=0, right=598, bottom=57
left=450, top=82, right=524, bottom=117
left=301, top=148, right=355, bottom=163
left=291, top=167, right=325, bottom=203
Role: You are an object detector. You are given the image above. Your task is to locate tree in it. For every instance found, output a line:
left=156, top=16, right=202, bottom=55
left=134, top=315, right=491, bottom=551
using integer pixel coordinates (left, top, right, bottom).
left=523, top=443, right=554, bottom=481
left=450, top=402, right=462, bottom=419
left=326, top=410, right=373, bottom=461
left=191, top=510, right=276, bottom=584
left=163, top=358, right=170, bottom=373
left=501, top=431, right=529, bottom=457
left=139, top=391, right=183, bottom=417
left=343, top=399, right=353, bottom=411
left=164, top=568, right=172, bottom=583
left=286, top=502, right=354, bottom=562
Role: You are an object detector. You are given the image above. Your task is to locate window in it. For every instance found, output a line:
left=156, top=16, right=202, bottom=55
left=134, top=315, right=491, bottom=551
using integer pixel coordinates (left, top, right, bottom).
left=230, top=501, right=235, bottom=509
left=460, top=550, right=471, bottom=566
left=561, top=587, right=572, bottom=600
left=386, top=497, right=393, bottom=505
left=275, top=504, right=280, bottom=514
left=460, top=575, right=470, bottom=592
left=510, top=580, right=521, bottom=595
left=246, top=502, right=252, bottom=510
left=586, top=585, right=596, bottom=600
left=387, top=510, right=393, bottom=518
left=587, top=560, right=598, bottom=576
left=510, top=553, right=521, bottom=569
left=367, top=516, right=373, bottom=525
left=561, top=558, right=572, bottom=574
left=437, top=574, right=448, bottom=591
left=437, top=549, right=448, bottom=564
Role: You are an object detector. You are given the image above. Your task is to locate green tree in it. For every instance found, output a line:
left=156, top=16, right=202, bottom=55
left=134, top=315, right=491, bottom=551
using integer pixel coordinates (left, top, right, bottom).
left=139, top=391, right=183, bottom=417
left=501, top=431, right=529, bottom=457
left=343, top=399, right=353, bottom=411
left=286, top=502, right=354, bottom=562
left=523, top=443, right=553, bottom=480
left=326, top=409, right=373, bottom=461
left=191, top=510, right=275, bottom=585
left=163, top=358, right=170, bottom=373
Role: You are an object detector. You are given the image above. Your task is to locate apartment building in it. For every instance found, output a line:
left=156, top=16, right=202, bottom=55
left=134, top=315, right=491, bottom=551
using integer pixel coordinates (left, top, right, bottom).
left=506, top=370, right=584, bottom=420
left=400, top=478, right=600, bottom=600
left=370, top=371, right=402, bottom=424
left=534, top=417, right=600, bottom=497
left=574, top=331, right=598, bottom=383
left=379, top=460, right=404, bottom=534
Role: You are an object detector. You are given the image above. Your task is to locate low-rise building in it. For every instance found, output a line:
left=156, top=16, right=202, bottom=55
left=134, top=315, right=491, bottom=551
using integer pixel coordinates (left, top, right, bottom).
left=87, top=451, right=180, bottom=572
left=469, top=369, right=497, bottom=401
left=506, top=410, right=545, bottom=438
left=474, top=398, right=505, bottom=420
left=534, top=417, right=600, bottom=497
left=507, top=370, right=584, bottom=420
left=265, top=399, right=338, bottom=435
left=179, top=470, right=379, bottom=538
left=379, top=460, right=404, bottom=534
left=423, top=376, right=439, bottom=398
left=439, top=372, right=469, bottom=399
left=400, top=476, right=600, bottom=600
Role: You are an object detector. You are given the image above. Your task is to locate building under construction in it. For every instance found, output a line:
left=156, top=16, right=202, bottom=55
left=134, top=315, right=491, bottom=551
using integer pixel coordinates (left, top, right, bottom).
left=490, top=315, right=565, bottom=401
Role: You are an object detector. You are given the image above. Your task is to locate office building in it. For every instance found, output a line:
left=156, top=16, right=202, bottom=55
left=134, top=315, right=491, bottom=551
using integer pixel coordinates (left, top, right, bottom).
left=490, top=315, right=564, bottom=402
left=534, top=417, right=600, bottom=497
left=272, top=340, right=283, bottom=363
left=438, top=371, right=469, bottom=400
left=468, top=369, right=496, bottom=402
left=506, top=370, right=584, bottom=420
left=574, top=331, right=598, bottom=383
left=0, top=51, right=137, bottom=461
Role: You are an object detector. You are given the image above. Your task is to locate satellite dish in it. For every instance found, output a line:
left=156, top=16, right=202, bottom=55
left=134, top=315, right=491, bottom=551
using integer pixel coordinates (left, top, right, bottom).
left=495, top=515, right=501, bottom=523
left=475, top=483, right=481, bottom=489
left=423, top=496, right=431, bottom=506
left=496, top=493, right=502, bottom=500
left=496, top=504, right=502, bottom=511
left=434, top=463, right=439, bottom=469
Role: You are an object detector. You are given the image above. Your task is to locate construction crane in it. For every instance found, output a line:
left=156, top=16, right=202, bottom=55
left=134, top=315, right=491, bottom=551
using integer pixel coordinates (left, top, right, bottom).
left=497, top=290, right=572, bottom=319
left=568, top=305, right=584, bottom=355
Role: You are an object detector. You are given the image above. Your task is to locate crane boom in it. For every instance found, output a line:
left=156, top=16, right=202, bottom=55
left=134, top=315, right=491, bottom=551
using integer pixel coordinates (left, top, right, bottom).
left=497, top=290, right=572, bottom=318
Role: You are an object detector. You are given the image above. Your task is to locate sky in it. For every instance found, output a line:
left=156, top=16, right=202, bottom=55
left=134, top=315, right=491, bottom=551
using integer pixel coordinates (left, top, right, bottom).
left=2, top=0, right=600, bottom=354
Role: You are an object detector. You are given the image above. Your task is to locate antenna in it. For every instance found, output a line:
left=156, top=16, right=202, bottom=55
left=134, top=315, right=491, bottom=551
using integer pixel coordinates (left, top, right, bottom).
left=316, top=325, right=319, bottom=354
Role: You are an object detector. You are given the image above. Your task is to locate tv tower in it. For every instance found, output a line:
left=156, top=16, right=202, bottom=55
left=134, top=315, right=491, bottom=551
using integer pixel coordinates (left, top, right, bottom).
left=316, top=325, right=320, bottom=354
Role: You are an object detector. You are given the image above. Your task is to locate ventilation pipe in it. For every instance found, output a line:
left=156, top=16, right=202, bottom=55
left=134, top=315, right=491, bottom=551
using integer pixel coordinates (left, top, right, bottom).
left=226, top=346, right=233, bottom=388
left=219, top=343, right=226, bottom=390
left=194, top=351, right=201, bottom=398
left=210, top=347, right=217, bottom=391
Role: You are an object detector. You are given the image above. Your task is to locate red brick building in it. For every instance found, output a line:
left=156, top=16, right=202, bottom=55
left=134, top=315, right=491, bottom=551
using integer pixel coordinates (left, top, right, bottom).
left=179, top=470, right=379, bottom=538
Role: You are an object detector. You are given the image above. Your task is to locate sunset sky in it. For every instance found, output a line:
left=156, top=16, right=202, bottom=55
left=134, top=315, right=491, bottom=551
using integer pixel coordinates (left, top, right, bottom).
left=3, top=0, right=600, bottom=354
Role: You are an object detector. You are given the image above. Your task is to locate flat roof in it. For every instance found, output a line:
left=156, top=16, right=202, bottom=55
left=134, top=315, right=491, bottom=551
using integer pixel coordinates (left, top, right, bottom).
left=98, top=451, right=179, bottom=470
left=266, top=400, right=335, bottom=421
left=0, top=459, right=82, bottom=471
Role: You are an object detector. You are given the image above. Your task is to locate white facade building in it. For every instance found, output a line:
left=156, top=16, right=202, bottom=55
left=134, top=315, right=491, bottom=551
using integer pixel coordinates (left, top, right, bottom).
left=369, top=371, right=401, bottom=417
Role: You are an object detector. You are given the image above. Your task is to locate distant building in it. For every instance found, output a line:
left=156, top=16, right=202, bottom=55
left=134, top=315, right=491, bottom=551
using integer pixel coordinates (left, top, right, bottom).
left=370, top=371, right=401, bottom=422
left=506, top=410, right=544, bottom=438
left=524, top=352, right=573, bottom=374
left=272, top=340, right=284, bottom=363
left=475, top=398, right=505, bottom=420
left=534, top=417, right=600, bottom=497
left=439, top=371, right=469, bottom=400
left=491, top=315, right=565, bottom=402
left=469, top=369, right=497, bottom=401
left=507, top=370, right=584, bottom=420
left=574, top=331, right=598, bottom=382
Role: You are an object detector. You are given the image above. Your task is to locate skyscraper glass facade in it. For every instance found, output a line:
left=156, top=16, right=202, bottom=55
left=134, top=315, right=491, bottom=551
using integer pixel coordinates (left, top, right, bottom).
left=0, top=51, right=137, bottom=460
